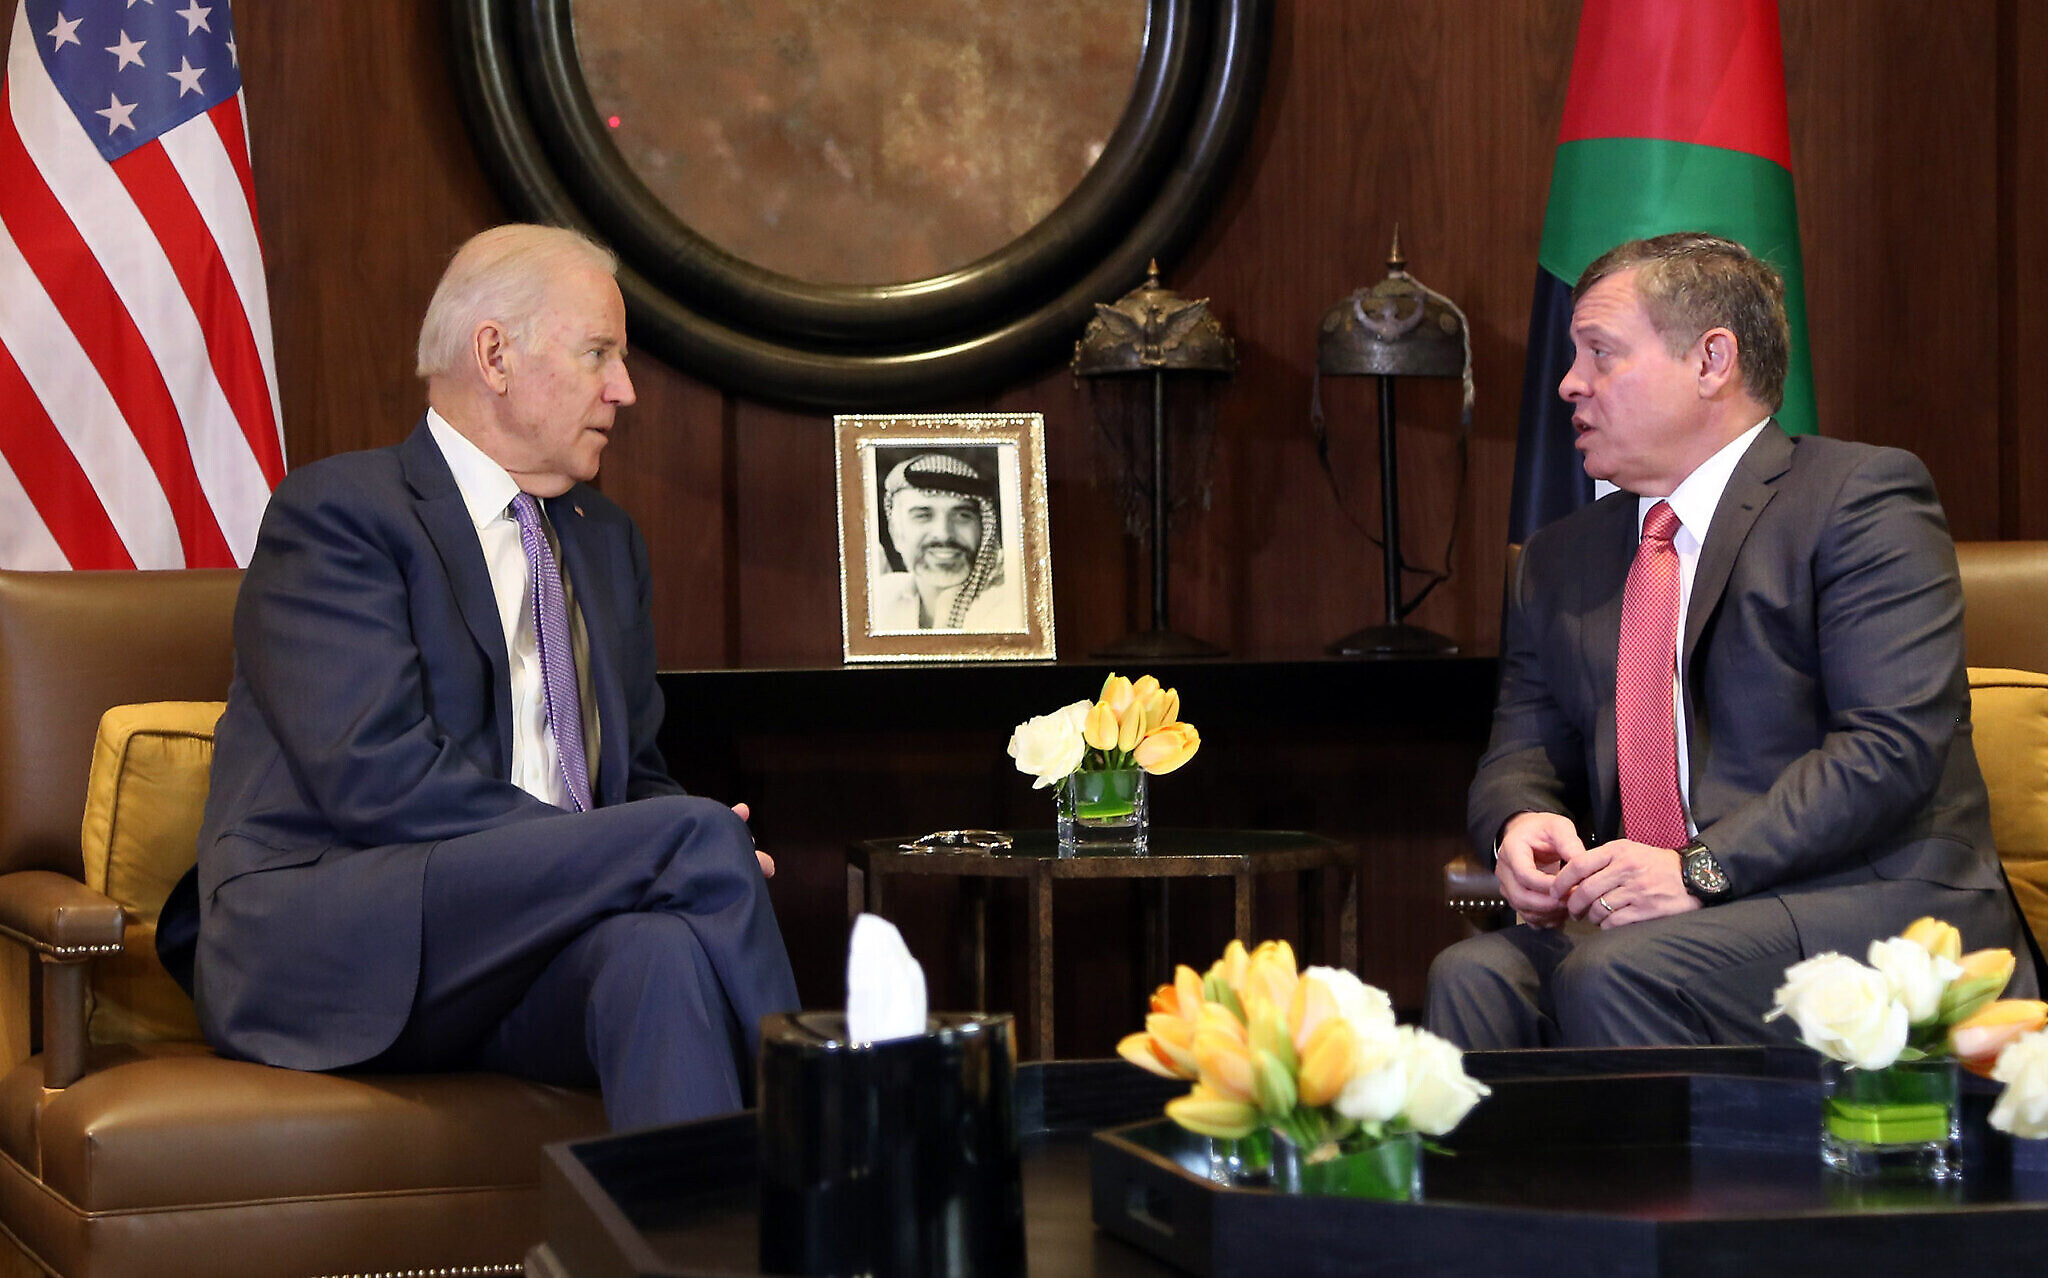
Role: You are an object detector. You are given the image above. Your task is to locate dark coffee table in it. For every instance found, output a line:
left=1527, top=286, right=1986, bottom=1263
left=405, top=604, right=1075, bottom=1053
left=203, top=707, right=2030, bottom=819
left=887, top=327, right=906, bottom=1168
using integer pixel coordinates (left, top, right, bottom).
left=847, top=830, right=1360, bottom=1060
left=527, top=1051, right=2048, bottom=1278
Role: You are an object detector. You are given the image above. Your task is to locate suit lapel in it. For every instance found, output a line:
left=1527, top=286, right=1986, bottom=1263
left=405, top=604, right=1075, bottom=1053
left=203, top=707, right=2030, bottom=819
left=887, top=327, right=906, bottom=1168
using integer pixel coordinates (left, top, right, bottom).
left=548, top=491, right=630, bottom=806
left=1679, top=424, right=1791, bottom=784
left=400, top=421, right=517, bottom=770
left=1683, top=424, right=1791, bottom=663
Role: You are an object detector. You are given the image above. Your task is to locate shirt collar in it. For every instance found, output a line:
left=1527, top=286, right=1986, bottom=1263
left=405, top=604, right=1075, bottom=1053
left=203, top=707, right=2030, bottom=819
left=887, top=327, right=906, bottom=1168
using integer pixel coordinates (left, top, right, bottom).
left=426, top=408, right=524, bottom=531
left=1641, top=418, right=1771, bottom=544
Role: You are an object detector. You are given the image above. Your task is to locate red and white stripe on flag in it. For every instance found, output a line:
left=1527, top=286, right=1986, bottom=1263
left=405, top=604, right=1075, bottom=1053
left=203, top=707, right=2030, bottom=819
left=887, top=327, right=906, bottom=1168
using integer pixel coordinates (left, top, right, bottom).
left=0, top=0, right=282, bottom=569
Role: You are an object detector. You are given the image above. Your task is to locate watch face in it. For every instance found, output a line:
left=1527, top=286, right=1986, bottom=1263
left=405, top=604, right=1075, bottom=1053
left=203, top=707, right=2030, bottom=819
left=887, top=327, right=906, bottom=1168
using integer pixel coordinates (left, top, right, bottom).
left=1685, top=847, right=1729, bottom=895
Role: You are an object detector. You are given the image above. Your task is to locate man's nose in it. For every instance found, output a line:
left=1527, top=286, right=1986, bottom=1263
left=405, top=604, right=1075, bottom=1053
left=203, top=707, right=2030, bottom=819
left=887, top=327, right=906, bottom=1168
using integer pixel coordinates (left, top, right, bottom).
left=1558, top=364, right=1588, bottom=402
left=609, top=361, right=636, bottom=405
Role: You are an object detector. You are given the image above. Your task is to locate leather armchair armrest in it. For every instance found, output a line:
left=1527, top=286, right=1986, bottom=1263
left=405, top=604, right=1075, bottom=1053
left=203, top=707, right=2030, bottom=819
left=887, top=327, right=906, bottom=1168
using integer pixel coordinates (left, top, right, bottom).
left=0, top=871, right=126, bottom=1089
left=1444, top=854, right=1513, bottom=934
left=0, top=870, right=125, bottom=956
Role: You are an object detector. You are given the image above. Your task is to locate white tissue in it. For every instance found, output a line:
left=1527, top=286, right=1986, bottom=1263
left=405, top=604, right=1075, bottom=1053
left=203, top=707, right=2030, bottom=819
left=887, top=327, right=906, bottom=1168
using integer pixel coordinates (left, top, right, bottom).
left=845, top=913, right=928, bottom=1043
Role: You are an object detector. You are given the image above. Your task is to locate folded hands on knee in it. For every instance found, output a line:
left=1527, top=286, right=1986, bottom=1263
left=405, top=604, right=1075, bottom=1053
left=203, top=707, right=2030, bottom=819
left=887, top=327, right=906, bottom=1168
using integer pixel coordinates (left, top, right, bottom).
left=729, top=802, right=775, bottom=878
left=1494, top=813, right=1699, bottom=929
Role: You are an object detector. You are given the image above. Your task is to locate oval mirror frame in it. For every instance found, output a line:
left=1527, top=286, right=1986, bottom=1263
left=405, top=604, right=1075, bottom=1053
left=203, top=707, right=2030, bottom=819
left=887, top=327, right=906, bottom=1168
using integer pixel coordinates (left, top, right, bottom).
left=450, top=0, right=1271, bottom=409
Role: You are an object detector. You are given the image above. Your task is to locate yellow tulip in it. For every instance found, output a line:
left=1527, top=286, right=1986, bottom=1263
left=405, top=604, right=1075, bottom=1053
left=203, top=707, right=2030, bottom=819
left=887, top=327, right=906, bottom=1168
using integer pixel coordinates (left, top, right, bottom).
left=1194, top=1025, right=1258, bottom=1104
left=1289, top=971, right=1342, bottom=1053
left=1158, top=687, right=1180, bottom=727
left=1252, top=1046, right=1298, bottom=1117
left=1940, top=949, right=2018, bottom=1023
left=1117, top=700, right=1147, bottom=752
left=1131, top=674, right=1161, bottom=703
left=1142, top=1012, right=1198, bottom=1075
left=1296, top=1017, right=1359, bottom=1108
left=1240, top=941, right=1299, bottom=1012
left=1951, top=999, right=2048, bottom=1077
left=1083, top=700, right=1120, bottom=752
left=1099, top=673, right=1135, bottom=714
left=1135, top=722, right=1201, bottom=775
left=1131, top=688, right=1171, bottom=738
left=1901, top=917, right=1963, bottom=963
left=1247, top=995, right=1298, bottom=1076
left=1166, top=1085, right=1260, bottom=1139
left=1206, top=940, right=1251, bottom=1011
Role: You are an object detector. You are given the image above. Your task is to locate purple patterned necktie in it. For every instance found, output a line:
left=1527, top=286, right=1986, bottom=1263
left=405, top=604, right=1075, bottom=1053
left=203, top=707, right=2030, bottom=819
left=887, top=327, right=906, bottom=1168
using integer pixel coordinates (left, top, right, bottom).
left=510, top=493, right=592, bottom=812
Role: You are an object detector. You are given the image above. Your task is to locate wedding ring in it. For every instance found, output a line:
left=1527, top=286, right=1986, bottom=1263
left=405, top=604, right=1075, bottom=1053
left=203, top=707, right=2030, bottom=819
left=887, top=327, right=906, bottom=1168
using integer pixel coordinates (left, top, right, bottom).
left=1599, top=895, right=1616, bottom=915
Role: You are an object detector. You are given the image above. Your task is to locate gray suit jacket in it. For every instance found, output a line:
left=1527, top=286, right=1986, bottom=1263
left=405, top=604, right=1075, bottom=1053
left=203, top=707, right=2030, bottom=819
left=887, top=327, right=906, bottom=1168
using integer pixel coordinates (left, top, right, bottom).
left=1469, top=425, right=2016, bottom=958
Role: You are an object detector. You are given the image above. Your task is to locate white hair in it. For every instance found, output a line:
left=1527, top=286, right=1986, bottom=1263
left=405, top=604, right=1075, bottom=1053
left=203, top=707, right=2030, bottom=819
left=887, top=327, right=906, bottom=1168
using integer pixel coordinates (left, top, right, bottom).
left=414, top=224, right=620, bottom=380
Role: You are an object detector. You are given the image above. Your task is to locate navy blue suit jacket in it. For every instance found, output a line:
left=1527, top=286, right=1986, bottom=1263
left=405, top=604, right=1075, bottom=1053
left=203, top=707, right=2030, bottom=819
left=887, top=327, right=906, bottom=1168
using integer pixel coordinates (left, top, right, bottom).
left=185, top=421, right=684, bottom=1070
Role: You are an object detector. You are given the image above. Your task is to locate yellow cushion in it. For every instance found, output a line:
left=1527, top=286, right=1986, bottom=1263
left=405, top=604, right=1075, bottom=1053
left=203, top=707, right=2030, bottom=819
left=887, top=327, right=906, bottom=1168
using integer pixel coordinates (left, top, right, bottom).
left=1968, top=668, right=2048, bottom=954
left=78, top=701, right=224, bottom=1044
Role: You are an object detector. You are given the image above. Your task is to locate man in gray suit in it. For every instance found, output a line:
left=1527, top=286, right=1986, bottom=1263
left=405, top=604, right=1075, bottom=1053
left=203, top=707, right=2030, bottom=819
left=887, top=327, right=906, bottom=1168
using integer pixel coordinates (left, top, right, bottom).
left=1426, top=233, right=2039, bottom=1049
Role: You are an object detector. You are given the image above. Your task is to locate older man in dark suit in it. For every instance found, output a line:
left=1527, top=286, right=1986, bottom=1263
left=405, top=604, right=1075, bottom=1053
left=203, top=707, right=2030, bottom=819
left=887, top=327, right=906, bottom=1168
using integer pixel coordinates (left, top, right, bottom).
left=1426, top=232, right=2038, bottom=1049
left=162, top=224, right=799, bottom=1127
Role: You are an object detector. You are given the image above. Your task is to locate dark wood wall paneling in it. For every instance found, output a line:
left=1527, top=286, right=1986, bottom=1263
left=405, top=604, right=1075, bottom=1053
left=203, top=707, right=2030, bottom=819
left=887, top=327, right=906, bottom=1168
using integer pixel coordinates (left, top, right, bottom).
left=233, top=1, right=2048, bottom=1034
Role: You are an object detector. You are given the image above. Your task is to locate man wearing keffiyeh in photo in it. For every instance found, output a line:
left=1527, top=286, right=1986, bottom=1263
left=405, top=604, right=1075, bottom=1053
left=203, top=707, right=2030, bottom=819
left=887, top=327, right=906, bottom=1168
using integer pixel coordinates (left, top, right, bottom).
left=872, top=451, right=1025, bottom=632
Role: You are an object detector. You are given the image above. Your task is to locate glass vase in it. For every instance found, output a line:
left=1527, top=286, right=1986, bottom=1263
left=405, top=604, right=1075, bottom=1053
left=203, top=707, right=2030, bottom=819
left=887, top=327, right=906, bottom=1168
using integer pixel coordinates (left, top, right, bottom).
left=1269, top=1130, right=1422, bottom=1200
left=1055, top=768, right=1148, bottom=856
left=1819, top=1056, right=1960, bottom=1180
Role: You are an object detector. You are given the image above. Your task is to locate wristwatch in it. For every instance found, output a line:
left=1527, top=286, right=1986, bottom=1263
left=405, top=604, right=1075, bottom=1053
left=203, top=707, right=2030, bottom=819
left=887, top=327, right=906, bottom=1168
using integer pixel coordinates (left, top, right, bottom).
left=1679, top=839, right=1733, bottom=904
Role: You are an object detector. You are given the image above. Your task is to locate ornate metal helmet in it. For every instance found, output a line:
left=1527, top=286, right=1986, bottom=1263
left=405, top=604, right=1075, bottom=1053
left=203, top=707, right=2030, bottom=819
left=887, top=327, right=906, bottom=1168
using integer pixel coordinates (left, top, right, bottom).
left=1318, top=230, right=1466, bottom=381
left=1072, top=261, right=1238, bottom=375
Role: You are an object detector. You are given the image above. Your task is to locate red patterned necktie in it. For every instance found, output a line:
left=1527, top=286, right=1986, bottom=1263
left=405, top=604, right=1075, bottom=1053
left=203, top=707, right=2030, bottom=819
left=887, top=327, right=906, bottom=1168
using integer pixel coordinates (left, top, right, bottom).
left=1615, top=501, right=1687, bottom=849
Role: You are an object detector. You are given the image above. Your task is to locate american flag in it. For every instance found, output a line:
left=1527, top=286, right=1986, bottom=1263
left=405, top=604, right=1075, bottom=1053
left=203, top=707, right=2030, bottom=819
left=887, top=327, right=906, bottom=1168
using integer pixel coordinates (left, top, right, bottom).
left=0, top=0, right=281, bottom=569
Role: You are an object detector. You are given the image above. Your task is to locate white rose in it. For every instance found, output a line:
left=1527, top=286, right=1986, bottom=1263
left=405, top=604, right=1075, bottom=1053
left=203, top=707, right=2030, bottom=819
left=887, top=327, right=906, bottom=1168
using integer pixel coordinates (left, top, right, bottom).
left=1006, top=700, right=1090, bottom=788
left=1990, top=1029, right=2048, bottom=1139
left=1867, top=936, right=1963, bottom=1025
left=1334, top=1025, right=1410, bottom=1124
left=1398, top=1027, right=1492, bottom=1136
left=1304, top=965, right=1396, bottom=1040
left=1765, top=952, right=1909, bottom=1069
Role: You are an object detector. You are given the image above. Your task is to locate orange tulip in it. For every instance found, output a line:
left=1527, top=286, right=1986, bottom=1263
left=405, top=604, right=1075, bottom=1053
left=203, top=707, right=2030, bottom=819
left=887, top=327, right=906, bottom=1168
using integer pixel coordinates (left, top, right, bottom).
left=1135, top=722, right=1201, bottom=775
left=1940, top=949, right=2018, bottom=1023
left=1099, top=673, right=1135, bottom=714
left=1952, top=999, right=2048, bottom=1077
left=1118, top=1031, right=1187, bottom=1079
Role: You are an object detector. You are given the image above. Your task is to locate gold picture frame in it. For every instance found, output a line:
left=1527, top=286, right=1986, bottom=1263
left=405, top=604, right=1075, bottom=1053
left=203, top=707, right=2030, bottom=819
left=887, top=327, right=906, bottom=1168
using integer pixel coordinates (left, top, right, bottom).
left=834, top=414, right=1056, bottom=662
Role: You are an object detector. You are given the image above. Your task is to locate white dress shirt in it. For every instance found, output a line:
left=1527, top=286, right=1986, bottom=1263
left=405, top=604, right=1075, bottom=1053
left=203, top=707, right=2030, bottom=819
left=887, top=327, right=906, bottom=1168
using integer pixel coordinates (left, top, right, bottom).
left=1639, top=418, right=1770, bottom=831
left=426, top=410, right=598, bottom=808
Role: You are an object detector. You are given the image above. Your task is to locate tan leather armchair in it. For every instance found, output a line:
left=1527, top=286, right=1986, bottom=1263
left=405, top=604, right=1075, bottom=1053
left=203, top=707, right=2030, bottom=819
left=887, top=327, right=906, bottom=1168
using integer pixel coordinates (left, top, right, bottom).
left=1443, top=540, right=2048, bottom=952
left=0, top=570, right=605, bottom=1278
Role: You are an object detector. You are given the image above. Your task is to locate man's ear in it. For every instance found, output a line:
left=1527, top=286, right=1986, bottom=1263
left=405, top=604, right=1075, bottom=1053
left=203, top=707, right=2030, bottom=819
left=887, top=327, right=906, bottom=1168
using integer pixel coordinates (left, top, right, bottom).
left=473, top=321, right=513, bottom=395
left=1696, top=327, right=1740, bottom=398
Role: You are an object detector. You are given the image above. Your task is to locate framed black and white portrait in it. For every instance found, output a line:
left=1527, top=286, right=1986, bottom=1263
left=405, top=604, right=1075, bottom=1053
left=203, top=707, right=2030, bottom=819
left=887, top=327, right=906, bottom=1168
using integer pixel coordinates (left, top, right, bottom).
left=834, top=414, right=1055, bottom=662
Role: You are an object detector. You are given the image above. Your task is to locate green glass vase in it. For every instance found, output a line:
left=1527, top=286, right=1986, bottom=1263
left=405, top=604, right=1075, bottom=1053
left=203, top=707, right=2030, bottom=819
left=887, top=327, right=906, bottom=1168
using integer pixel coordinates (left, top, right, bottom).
left=1270, top=1130, right=1421, bottom=1200
left=1055, top=768, right=1148, bottom=856
left=1819, top=1056, right=1960, bottom=1180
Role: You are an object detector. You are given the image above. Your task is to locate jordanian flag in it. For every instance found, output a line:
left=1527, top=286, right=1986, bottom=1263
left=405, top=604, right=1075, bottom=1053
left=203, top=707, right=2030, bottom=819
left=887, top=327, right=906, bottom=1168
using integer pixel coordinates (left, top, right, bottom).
left=1509, top=0, right=1815, bottom=544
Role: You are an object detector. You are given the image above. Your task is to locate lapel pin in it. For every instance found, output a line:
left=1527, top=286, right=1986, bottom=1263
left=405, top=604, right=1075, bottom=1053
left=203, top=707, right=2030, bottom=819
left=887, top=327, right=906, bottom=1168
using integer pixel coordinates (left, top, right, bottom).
left=575, top=505, right=585, bottom=517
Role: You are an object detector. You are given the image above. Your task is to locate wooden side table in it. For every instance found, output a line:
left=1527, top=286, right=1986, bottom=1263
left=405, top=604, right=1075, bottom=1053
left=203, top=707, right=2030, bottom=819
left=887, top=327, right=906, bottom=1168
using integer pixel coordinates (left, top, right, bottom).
left=846, top=830, right=1360, bottom=1061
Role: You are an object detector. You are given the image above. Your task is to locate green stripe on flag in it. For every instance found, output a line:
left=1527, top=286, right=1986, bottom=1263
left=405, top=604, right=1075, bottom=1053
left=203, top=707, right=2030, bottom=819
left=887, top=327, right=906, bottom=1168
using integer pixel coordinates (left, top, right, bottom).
left=1537, top=137, right=1815, bottom=436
